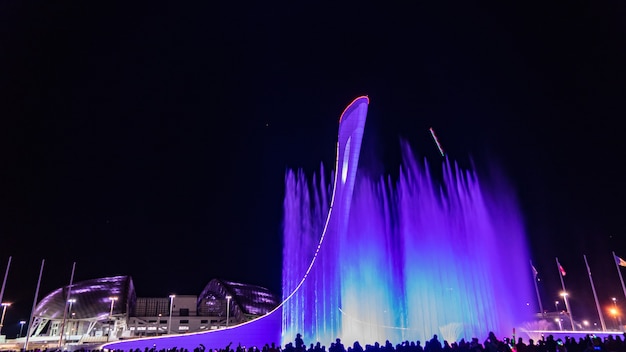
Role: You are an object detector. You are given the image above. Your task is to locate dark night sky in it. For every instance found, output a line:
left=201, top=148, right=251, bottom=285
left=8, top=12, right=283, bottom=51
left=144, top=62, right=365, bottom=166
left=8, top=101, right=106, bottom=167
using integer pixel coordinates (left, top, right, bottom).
left=1, top=1, right=626, bottom=337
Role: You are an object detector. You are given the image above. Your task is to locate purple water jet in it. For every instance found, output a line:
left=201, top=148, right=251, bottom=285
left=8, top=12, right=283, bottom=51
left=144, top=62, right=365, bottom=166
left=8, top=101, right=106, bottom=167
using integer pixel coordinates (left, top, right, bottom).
left=282, top=107, right=535, bottom=345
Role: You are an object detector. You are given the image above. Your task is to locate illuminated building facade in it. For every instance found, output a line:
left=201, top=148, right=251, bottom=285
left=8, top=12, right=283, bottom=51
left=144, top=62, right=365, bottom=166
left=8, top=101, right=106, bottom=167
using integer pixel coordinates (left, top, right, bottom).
left=20, top=276, right=279, bottom=347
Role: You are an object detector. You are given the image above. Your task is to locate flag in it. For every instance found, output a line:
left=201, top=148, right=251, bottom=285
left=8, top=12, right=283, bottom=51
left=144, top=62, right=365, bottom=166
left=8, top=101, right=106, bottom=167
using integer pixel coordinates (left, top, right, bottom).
left=615, top=254, right=626, bottom=267
left=531, top=264, right=539, bottom=277
left=559, top=264, right=567, bottom=276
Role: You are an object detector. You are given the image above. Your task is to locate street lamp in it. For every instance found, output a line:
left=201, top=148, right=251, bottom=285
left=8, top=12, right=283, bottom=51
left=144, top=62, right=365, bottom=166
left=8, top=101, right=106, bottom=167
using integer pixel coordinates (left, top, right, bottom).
left=610, top=308, right=618, bottom=330
left=19, top=320, right=26, bottom=338
left=612, top=298, right=622, bottom=330
left=68, top=299, right=76, bottom=335
left=168, top=294, right=175, bottom=334
left=68, top=299, right=76, bottom=316
left=225, top=295, right=232, bottom=327
left=108, top=297, right=117, bottom=342
left=555, top=301, right=560, bottom=313
left=108, top=297, right=118, bottom=318
left=0, top=303, right=11, bottom=335
left=555, top=318, right=563, bottom=331
left=561, top=292, right=575, bottom=331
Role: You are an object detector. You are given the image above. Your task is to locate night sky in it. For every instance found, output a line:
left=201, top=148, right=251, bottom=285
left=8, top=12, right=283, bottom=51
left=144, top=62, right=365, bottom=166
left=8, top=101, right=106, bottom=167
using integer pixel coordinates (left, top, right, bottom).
left=1, top=1, right=626, bottom=338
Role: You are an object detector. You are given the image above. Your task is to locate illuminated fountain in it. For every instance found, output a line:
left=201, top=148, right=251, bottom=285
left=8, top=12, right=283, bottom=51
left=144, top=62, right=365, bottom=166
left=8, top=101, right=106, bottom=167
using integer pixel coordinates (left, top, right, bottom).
left=104, top=96, right=535, bottom=351
left=281, top=106, right=536, bottom=345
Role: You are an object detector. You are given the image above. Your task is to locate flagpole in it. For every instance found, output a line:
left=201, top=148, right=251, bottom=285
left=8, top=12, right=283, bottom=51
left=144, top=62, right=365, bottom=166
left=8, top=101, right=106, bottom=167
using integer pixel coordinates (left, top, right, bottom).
left=24, top=259, right=45, bottom=352
left=531, top=260, right=544, bottom=316
left=584, top=254, right=607, bottom=331
left=613, top=251, right=626, bottom=301
left=0, top=256, right=11, bottom=308
left=556, top=257, right=575, bottom=331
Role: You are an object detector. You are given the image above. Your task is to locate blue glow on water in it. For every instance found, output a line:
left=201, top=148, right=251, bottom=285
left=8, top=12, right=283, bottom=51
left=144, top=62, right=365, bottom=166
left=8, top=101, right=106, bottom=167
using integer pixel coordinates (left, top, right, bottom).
left=282, top=142, right=535, bottom=346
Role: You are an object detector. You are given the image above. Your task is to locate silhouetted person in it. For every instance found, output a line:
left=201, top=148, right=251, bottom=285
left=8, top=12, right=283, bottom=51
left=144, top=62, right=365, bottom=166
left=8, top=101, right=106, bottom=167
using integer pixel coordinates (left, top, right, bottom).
left=329, top=340, right=343, bottom=352
left=544, top=335, right=557, bottom=352
left=427, top=335, right=443, bottom=352
left=295, top=334, right=305, bottom=352
left=415, top=341, right=424, bottom=352
left=334, top=339, right=346, bottom=352
left=517, top=337, right=528, bottom=352
left=352, top=341, right=364, bottom=352
left=484, top=332, right=500, bottom=352
left=469, top=338, right=484, bottom=352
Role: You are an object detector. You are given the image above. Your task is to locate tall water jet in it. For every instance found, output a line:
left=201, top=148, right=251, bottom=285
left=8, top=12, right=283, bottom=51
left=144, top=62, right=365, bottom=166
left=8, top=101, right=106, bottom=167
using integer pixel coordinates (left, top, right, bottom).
left=282, top=107, right=535, bottom=346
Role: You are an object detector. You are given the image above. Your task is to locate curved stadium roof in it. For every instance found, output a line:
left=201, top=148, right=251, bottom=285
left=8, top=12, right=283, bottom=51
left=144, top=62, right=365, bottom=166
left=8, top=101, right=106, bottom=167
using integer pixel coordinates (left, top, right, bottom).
left=33, top=275, right=135, bottom=320
left=32, top=276, right=277, bottom=322
left=198, top=279, right=279, bottom=317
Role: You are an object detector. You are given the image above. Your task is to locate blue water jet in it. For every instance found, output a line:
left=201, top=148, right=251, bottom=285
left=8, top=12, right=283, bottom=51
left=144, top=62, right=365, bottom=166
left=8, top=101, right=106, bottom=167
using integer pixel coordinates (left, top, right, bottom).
left=282, top=113, right=535, bottom=345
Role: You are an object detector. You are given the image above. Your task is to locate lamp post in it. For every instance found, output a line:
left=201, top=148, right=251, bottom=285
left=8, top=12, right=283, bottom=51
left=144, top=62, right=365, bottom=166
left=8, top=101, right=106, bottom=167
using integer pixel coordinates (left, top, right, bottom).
left=0, top=303, right=11, bottom=335
left=561, top=292, right=575, bottom=331
left=612, top=297, right=622, bottom=330
left=225, top=295, right=232, bottom=327
left=68, top=299, right=76, bottom=336
left=168, top=294, right=175, bottom=334
left=555, top=318, right=563, bottom=331
left=109, top=297, right=117, bottom=318
left=108, top=297, right=117, bottom=341
left=19, top=320, right=26, bottom=338
left=555, top=301, right=560, bottom=313
left=68, top=299, right=76, bottom=316
left=610, top=308, right=618, bottom=330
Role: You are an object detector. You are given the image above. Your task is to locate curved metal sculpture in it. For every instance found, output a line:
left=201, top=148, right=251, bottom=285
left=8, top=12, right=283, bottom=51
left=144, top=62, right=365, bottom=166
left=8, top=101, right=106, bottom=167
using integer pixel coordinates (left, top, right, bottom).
left=102, top=96, right=369, bottom=351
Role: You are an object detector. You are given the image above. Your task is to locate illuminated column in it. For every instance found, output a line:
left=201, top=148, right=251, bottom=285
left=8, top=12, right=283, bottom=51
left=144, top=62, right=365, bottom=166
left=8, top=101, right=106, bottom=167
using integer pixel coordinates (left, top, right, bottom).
left=226, top=295, right=232, bottom=327
left=0, top=303, right=10, bottom=335
left=108, top=297, right=117, bottom=341
left=68, top=299, right=76, bottom=335
left=19, top=320, right=26, bottom=338
left=168, top=294, right=175, bottom=334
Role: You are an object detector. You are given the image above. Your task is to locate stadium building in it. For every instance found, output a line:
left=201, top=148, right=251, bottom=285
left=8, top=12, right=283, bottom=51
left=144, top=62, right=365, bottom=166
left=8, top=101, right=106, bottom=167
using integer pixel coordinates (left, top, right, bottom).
left=5, top=275, right=279, bottom=349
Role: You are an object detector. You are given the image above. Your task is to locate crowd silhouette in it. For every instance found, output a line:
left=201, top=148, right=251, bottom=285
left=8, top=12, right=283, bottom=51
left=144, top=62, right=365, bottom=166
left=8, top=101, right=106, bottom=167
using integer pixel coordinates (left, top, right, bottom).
left=4, top=332, right=626, bottom=352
